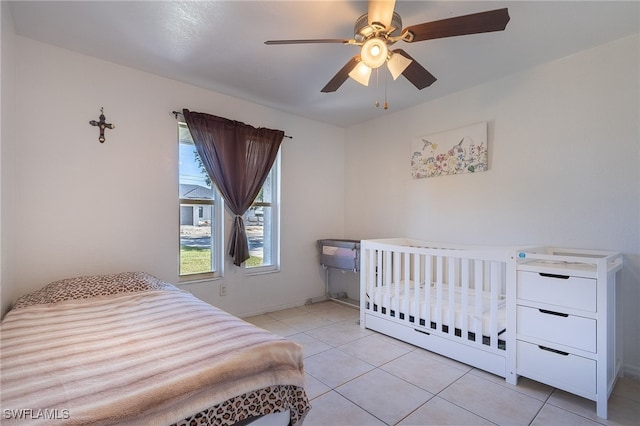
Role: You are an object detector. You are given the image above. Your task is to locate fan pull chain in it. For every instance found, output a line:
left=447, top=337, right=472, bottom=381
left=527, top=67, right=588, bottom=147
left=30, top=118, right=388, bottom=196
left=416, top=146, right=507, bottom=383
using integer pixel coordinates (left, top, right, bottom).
left=373, top=68, right=389, bottom=110
left=375, top=68, right=380, bottom=108
left=384, top=68, right=388, bottom=110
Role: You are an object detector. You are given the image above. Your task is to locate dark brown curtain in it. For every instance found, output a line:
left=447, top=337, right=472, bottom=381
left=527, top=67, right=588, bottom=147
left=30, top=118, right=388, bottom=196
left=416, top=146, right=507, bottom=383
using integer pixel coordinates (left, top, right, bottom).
left=182, top=109, right=284, bottom=266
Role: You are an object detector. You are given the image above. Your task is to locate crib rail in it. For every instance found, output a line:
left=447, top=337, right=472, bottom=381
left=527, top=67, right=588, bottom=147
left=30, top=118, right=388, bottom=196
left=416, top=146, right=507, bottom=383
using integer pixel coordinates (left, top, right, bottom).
left=360, top=239, right=510, bottom=353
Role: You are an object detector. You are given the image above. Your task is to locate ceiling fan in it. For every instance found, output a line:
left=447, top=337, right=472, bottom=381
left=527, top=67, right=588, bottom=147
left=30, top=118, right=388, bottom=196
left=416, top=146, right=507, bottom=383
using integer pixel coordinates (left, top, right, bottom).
left=265, top=0, right=510, bottom=93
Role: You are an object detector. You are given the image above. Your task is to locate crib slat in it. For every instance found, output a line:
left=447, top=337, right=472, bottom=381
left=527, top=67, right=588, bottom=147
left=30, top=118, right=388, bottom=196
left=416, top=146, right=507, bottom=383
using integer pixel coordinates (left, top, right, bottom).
left=384, top=250, right=392, bottom=309
left=461, top=259, right=470, bottom=343
left=393, top=251, right=401, bottom=315
left=474, top=260, right=484, bottom=344
left=489, top=261, right=501, bottom=349
left=435, top=256, right=443, bottom=330
left=423, top=254, right=432, bottom=323
left=403, top=252, right=410, bottom=320
left=412, top=252, right=420, bottom=320
left=447, top=257, right=456, bottom=336
left=363, top=247, right=370, bottom=309
left=375, top=249, right=382, bottom=308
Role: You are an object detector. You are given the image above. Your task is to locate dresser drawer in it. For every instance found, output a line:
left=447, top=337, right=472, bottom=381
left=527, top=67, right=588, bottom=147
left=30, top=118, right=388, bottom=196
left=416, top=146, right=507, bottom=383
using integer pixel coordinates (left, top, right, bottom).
left=517, top=340, right=595, bottom=396
left=517, top=306, right=596, bottom=352
left=517, top=271, right=596, bottom=312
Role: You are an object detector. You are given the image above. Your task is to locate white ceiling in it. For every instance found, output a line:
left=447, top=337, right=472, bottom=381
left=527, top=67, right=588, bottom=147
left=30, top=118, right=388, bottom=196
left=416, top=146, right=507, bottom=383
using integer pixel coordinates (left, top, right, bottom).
left=8, top=1, right=640, bottom=128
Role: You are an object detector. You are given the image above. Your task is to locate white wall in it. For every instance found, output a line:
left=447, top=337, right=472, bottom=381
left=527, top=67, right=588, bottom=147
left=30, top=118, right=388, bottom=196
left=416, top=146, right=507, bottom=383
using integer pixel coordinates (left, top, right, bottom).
left=1, top=0, right=17, bottom=316
left=345, top=35, right=640, bottom=375
left=2, top=35, right=345, bottom=318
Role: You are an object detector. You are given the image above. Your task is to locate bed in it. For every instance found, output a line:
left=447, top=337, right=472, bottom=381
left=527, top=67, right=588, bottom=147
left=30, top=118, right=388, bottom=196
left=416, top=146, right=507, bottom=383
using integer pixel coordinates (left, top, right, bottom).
left=0, top=272, right=310, bottom=425
left=360, top=238, right=517, bottom=384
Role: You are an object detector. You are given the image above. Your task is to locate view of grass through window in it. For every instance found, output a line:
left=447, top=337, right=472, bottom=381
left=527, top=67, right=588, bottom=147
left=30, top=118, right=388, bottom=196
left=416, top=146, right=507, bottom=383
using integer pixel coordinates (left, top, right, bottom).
left=180, top=245, right=211, bottom=273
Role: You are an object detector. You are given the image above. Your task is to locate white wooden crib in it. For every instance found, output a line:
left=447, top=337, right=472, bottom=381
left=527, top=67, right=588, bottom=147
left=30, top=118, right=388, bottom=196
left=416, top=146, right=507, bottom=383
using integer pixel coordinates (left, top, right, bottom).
left=360, top=238, right=517, bottom=384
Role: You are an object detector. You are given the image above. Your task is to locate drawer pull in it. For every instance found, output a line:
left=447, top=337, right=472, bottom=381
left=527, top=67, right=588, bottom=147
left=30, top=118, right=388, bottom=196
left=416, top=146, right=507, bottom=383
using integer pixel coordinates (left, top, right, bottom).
left=538, top=309, right=569, bottom=317
left=538, top=345, right=569, bottom=356
left=539, top=272, right=570, bottom=279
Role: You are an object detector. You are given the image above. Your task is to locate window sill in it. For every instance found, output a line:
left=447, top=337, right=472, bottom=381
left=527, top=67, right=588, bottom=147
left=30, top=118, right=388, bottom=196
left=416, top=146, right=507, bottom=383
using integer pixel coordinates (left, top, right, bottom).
left=245, top=266, right=280, bottom=276
left=178, top=272, right=222, bottom=284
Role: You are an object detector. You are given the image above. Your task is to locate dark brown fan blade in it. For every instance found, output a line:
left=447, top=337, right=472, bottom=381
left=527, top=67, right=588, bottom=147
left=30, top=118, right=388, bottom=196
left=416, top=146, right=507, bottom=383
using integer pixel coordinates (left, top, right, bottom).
left=393, top=49, right=437, bottom=90
left=402, top=8, right=510, bottom=43
left=321, top=56, right=360, bottom=93
left=265, top=39, right=354, bottom=45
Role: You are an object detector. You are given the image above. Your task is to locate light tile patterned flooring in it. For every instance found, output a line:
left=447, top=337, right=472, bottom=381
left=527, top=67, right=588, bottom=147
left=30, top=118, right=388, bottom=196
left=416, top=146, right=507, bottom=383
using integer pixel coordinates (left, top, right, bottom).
left=244, top=301, right=640, bottom=426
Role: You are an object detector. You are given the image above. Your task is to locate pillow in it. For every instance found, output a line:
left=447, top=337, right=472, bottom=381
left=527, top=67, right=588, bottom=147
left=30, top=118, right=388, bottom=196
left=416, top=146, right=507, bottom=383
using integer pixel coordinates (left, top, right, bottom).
left=12, top=272, right=178, bottom=310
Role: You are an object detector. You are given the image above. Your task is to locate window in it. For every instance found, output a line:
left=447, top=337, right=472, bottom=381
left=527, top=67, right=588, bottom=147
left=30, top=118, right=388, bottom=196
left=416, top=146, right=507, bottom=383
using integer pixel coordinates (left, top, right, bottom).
left=245, top=152, right=280, bottom=272
left=179, top=122, right=280, bottom=275
left=178, top=123, right=223, bottom=279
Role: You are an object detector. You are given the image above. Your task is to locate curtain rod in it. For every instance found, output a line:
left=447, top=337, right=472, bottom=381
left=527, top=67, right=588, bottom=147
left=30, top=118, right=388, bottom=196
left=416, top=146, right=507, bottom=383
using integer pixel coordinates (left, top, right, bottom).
left=172, top=111, right=292, bottom=139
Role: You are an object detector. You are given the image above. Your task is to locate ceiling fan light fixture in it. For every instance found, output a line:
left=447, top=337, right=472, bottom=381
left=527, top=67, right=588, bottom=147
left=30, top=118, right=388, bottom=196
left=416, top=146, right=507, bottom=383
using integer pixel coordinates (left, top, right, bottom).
left=360, top=38, right=388, bottom=69
left=348, top=61, right=372, bottom=86
left=267, top=6, right=511, bottom=95
left=387, top=52, right=412, bottom=80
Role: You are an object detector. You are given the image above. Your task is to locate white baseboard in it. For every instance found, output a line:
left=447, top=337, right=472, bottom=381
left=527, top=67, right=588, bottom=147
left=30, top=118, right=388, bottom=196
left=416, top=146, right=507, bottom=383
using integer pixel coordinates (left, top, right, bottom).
left=623, top=364, right=640, bottom=381
left=237, top=294, right=328, bottom=319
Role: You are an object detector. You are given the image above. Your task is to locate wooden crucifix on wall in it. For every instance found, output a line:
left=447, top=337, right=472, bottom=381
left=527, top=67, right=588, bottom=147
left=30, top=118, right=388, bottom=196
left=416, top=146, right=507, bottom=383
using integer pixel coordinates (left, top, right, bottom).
left=89, top=107, right=115, bottom=143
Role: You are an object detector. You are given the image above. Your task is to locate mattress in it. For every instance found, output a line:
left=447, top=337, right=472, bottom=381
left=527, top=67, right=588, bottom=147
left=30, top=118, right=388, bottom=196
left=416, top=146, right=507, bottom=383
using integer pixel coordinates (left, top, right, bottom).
left=1, top=272, right=310, bottom=425
left=366, top=280, right=506, bottom=337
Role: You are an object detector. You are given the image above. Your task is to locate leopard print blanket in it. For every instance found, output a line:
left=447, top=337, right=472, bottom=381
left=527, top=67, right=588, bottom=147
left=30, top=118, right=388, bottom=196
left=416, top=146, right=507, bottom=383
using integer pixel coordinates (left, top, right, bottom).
left=12, top=271, right=177, bottom=309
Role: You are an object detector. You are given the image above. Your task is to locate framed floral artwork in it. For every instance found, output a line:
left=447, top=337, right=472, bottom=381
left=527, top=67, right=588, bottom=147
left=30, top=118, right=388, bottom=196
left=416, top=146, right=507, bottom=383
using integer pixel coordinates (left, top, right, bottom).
left=411, top=122, right=488, bottom=179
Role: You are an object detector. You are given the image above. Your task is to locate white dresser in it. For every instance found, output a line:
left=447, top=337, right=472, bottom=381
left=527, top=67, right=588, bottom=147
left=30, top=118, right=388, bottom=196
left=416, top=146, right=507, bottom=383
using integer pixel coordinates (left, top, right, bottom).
left=512, top=247, right=623, bottom=419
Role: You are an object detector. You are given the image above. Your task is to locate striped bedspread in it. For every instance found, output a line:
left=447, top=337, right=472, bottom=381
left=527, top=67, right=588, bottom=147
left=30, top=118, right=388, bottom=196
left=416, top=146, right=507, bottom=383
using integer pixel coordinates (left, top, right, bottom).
left=1, top=273, right=309, bottom=425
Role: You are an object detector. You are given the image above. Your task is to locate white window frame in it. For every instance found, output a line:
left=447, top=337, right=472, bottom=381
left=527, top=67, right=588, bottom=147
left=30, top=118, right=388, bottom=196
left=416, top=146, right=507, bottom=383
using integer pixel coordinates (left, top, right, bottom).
left=178, top=122, right=224, bottom=282
left=245, top=151, right=281, bottom=275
